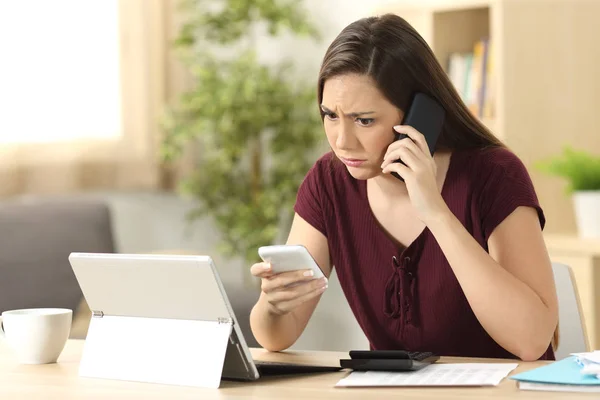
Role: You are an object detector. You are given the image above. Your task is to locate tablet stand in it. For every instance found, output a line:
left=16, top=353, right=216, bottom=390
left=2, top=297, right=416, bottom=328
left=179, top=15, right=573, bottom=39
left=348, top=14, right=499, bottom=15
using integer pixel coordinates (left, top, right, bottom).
left=79, top=312, right=233, bottom=388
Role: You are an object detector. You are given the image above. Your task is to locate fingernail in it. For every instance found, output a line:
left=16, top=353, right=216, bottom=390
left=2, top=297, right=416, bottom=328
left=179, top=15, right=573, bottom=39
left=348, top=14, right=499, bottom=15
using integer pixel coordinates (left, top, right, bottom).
left=303, top=270, right=314, bottom=277
left=262, top=263, right=271, bottom=270
left=393, top=125, right=402, bottom=131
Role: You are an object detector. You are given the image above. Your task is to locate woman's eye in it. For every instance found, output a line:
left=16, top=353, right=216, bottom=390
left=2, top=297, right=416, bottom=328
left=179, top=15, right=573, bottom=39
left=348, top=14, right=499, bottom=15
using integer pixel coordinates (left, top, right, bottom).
left=324, top=112, right=338, bottom=120
left=356, top=118, right=374, bottom=126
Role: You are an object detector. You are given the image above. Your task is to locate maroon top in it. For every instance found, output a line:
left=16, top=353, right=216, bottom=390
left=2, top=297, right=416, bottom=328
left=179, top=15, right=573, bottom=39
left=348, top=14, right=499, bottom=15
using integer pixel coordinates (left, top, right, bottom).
left=294, top=147, right=554, bottom=360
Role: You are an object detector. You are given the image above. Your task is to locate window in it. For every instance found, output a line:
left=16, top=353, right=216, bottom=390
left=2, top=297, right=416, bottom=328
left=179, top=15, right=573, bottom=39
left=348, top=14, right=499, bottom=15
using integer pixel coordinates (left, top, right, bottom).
left=0, top=0, right=121, bottom=145
left=0, top=0, right=168, bottom=196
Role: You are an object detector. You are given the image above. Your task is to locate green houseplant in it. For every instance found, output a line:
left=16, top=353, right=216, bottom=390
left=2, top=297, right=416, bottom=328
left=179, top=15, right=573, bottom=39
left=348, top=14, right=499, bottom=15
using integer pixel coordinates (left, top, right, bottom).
left=536, top=146, right=600, bottom=238
left=161, top=0, right=325, bottom=264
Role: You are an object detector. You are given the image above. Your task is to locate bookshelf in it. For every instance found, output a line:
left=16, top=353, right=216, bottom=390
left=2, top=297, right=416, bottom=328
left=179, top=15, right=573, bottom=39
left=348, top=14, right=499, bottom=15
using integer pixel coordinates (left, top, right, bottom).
left=375, top=1, right=498, bottom=136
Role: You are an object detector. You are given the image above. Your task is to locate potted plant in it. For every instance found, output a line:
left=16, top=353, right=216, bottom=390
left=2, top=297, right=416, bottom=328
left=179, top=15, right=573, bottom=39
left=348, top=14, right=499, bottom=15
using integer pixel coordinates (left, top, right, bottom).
left=160, top=0, right=324, bottom=265
left=536, top=146, right=600, bottom=238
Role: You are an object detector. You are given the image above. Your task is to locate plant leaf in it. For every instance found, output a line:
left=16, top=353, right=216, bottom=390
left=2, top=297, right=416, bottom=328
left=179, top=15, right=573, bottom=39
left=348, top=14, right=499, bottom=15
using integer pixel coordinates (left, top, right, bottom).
left=160, top=0, right=323, bottom=265
left=535, top=146, right=600, bottom=193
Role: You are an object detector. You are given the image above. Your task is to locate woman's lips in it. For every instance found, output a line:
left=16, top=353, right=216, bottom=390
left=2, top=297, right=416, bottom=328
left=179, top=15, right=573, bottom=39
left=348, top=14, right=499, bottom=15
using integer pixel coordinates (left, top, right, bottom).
left=340, top=157, right=366, bottom=167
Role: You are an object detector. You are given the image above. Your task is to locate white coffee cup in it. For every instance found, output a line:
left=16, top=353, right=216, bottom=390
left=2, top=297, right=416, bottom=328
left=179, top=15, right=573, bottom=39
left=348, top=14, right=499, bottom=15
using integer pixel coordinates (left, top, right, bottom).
left=0, top=308, right=72, bottom=364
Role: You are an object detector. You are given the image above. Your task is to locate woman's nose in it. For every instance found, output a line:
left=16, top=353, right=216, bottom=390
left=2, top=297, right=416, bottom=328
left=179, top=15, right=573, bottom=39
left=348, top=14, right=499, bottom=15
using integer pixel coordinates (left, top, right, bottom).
left=335, top=125, right=356, bottom=150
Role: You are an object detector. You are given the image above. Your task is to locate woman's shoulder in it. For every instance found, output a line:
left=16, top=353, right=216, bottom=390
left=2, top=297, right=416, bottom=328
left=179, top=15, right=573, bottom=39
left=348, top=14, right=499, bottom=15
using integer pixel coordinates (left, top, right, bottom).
left=454, top=146, right=545, bottom=237
left=293, top=151, right=354, bottom=235
left=299, top=151, right=359, bottom=206
left=455, top=146, right=541, bottom=212
left=458, top=146, right=531, bottom=181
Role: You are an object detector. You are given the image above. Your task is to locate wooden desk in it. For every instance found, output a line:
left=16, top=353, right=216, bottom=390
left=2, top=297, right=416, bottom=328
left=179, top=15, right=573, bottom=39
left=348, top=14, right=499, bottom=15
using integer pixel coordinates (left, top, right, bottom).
left=0, top=339, right=590, bottom=399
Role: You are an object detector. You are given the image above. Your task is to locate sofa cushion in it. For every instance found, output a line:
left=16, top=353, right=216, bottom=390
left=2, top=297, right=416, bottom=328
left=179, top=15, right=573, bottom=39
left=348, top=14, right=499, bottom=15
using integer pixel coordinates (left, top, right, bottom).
left=0, top=197, right=115, bottom=314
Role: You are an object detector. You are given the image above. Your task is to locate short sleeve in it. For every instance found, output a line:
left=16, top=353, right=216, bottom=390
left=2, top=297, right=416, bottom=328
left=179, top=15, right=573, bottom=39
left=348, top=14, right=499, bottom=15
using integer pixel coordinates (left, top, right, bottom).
left=477, top=148, right=546, bottom=242
left=293, top=157, right=329, bottom=238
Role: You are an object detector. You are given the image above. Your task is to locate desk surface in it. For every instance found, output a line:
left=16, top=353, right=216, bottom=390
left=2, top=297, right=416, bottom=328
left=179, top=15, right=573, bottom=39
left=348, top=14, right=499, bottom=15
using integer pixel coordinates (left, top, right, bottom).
left=0, top=339, right=591, bottom=399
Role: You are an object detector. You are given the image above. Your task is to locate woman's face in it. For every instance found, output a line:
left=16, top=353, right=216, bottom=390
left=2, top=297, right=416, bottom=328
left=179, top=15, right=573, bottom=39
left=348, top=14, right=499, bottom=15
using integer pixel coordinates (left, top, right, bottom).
left=321, top=73, right=403, bottom=180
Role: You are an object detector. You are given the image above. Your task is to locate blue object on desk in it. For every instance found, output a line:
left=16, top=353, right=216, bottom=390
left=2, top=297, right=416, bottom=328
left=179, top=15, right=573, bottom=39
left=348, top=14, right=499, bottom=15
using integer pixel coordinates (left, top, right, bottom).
left=510, top=356, right=600, bottom=386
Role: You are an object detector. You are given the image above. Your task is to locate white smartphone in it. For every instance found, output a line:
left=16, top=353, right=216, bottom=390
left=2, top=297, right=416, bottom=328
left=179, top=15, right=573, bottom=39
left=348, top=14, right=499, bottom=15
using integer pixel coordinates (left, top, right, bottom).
left=257, top=244, right=325, bottom=279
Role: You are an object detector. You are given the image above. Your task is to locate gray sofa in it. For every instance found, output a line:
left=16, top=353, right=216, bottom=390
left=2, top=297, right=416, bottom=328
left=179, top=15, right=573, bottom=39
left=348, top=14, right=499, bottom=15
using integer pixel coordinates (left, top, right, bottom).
left=0, top=198, right=115, bottom=317
left=0, top=196, right=260, bottom=346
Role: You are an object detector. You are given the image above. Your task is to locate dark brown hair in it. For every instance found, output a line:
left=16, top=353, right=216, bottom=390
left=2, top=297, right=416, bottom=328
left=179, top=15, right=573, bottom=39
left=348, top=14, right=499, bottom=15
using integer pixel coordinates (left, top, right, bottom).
left=317, top=13, right=504, bottom=151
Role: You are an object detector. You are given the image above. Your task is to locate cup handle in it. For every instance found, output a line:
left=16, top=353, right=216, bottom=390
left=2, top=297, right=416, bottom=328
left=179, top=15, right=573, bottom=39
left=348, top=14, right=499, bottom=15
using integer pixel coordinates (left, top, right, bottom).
left=0, top=316, right=4, bottom=339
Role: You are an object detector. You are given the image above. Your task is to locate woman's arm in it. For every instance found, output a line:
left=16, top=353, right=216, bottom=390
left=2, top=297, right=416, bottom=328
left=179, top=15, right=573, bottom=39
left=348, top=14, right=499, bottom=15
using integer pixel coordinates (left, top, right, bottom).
left=250, top=213, right=332, bottom=351
left=427, top=206, right=558, bottom=361
left=382, top=125, right=559, bottom=361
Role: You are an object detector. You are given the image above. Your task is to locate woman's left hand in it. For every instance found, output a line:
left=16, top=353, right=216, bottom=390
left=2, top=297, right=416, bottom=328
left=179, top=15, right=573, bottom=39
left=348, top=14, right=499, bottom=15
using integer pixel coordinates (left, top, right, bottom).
left=381, top=125, right=449, bottom=224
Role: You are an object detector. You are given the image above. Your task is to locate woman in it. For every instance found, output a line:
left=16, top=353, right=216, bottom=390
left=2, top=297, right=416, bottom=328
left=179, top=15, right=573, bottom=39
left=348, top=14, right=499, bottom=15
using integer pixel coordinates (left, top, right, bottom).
left=249, top=13, right=558, bottom=361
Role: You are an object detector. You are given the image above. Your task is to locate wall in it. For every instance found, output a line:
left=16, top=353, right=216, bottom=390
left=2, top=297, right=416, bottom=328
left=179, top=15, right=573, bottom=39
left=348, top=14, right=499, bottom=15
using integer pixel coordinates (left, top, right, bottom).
left=256, top=0, right=405, bottom=78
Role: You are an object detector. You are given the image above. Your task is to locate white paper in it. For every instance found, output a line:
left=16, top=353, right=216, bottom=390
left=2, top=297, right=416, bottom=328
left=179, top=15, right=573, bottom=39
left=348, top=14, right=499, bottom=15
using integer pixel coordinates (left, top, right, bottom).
left=336, top=363, right=519, bottom=387
left=519, top=382, right=600, bottom=393
left=571, top=350, right=600, bottom=378
left=572, top=350, right=600, bottom=365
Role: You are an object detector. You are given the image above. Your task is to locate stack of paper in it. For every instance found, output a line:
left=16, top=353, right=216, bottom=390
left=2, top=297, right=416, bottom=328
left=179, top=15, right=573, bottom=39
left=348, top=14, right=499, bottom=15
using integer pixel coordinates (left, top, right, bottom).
left=510, top=354, right=600, bottom=393
left=572, top=351, right=600, bottom=378
left=335, top=363, right=518, bottom=387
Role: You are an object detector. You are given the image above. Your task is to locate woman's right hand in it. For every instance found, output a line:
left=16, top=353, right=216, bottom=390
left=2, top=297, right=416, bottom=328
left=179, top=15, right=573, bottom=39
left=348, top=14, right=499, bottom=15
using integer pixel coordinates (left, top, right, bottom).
left=250, top=262, right=328, bottom=316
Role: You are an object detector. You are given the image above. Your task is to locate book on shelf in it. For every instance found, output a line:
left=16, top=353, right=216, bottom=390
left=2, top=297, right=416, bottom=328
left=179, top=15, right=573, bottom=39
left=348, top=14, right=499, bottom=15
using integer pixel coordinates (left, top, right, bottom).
left=447, top=37, right=494, bottom=120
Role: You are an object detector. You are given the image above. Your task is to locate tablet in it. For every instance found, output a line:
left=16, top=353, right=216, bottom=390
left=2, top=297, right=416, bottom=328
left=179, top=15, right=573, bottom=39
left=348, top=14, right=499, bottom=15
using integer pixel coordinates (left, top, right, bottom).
left=68, top=252, right=339, bottom=383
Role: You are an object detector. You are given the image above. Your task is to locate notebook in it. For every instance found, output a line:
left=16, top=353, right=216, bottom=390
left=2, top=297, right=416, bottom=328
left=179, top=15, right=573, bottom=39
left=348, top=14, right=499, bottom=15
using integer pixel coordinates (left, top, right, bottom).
left=510, top=356, right=600, bottom=393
